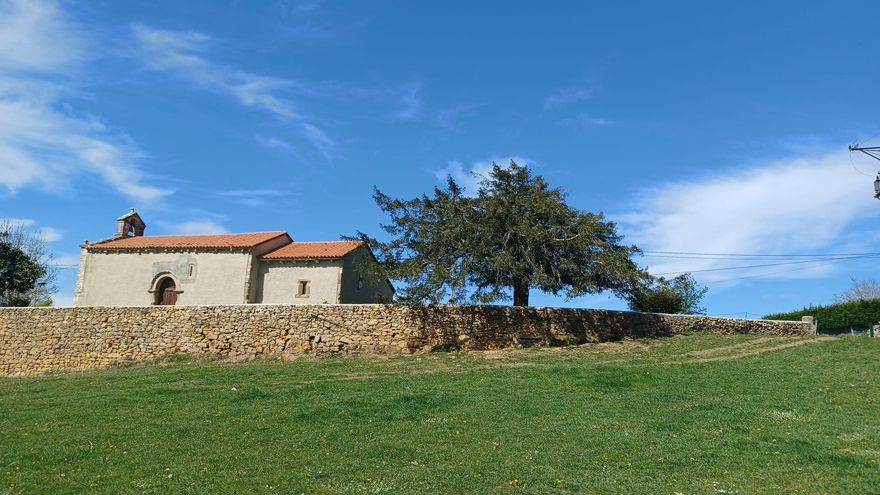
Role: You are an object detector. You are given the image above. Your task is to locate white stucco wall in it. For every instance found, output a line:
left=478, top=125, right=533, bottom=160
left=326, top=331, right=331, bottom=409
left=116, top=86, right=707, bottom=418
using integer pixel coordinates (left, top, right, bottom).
left=254, top=260, right=343, bottom=304
left=245, top=235, right=292, bottom=303
left=339, top=247, right=395, bottom=303
left=75, top=250, right=252, bottom=306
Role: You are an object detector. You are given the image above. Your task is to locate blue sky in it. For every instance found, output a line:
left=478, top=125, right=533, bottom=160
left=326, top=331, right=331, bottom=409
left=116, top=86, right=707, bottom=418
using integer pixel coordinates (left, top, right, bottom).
left=2, top=0, right=880, bottom=314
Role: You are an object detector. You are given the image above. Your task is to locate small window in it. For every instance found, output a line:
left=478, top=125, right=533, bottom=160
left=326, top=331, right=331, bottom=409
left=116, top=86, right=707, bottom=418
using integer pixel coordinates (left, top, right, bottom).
left=296, top=280, right=310, bottom=297
left=187, top=264, right=195, bottom=278
left=357, top=276, right=364, bottom=290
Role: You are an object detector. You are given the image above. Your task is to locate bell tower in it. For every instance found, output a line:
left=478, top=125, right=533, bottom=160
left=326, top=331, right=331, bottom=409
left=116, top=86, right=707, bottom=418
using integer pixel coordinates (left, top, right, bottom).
left=114, top=209, right=146, bottom=238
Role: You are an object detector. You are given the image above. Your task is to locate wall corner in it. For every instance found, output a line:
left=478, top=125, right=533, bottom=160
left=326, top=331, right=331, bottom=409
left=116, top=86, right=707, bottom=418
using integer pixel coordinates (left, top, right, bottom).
left=801, top=316, right=818, bottom=335
left=72, top=247, right=89, bottom=306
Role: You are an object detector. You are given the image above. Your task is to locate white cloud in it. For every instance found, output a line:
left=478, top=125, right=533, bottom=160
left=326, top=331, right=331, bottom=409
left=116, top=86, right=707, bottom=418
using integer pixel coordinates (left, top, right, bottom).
left=1, top=218, right=62, bottom=243
left=219, top=188, right=287, bottom=207
left=0, top=218, right=35, bottom=228
left=38, top=226, right=63, bottom=243
left=52, top=252, right=81, bottom=266
left=620, top=149, right=880, bottom=283
left=0, top=0, right=86, bottom=74
left=434, top=156, right=533, bottom=195
left=132, top=23, right=298, bottom=122
left=254, top=133, right=305, bottom=161
left=255, top=134, right=295, bottom=152
left=571, top=114, right=609, bottom=127
left=435, top=104, right=475, bottom=131
left=543, top=86, right=592, bottom=109
left=132, top=23, right=336, bottom=158
left=0, top=1, right=170, bottom=204
left=51, top=292, right=73, bottom=307
left=301, top=122, right=335, bottom=159
left=161, top=220, right=229, bottom=235
left=394, top=82, right=421, bottom=120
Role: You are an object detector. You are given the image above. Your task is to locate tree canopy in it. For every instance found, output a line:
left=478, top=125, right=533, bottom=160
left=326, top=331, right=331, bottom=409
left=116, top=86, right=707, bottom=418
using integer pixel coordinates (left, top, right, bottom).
left=354, top=161, right=645, bottom=306
left=0, top=221, right=55, bottom=307
left=0, top=234, right=46, bottom=306
left=834, top=277, right=880, bottom=303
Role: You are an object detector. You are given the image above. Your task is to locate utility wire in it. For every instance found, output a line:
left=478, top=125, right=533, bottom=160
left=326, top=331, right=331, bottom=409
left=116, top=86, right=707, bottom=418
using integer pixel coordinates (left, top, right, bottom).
left=704, top=255, right=875, bottom=284
left=652, top=254, right=879, bottom=277
left=643, top=253, right=878, bottom=261
left=642, top=250, right=880, bottom=258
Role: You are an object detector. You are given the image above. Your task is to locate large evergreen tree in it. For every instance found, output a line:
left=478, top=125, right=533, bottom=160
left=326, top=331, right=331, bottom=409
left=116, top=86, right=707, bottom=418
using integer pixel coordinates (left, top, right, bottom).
left=356, top=161, right=644, bottom=306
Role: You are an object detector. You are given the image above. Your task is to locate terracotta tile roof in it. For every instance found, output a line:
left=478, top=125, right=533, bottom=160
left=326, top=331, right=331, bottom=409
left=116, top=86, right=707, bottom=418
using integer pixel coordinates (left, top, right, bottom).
left=88, top=231, right=289, bottom=250
left=261, top=241, right=363, bottom=260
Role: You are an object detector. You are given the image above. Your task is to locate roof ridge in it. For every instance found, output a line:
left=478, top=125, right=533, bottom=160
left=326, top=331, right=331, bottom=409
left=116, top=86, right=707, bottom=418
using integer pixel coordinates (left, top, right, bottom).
left=260, top=240, right=364, bottom=260
left=138, top=230, right=287, bottom=237
left=291, top=240, right=361, bottom=243
left=87, top=231, right=290, bottom=250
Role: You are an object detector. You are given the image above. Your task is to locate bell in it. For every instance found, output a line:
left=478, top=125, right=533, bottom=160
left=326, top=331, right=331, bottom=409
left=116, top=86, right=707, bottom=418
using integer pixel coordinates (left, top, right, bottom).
left=875, top=174, right=880, bottom=199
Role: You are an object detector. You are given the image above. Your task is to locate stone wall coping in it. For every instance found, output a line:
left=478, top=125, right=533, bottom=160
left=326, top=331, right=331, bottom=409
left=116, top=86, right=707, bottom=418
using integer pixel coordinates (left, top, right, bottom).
left=0, top=302, right=814, bottom=376
left=0, top=303, right=808, bottom=324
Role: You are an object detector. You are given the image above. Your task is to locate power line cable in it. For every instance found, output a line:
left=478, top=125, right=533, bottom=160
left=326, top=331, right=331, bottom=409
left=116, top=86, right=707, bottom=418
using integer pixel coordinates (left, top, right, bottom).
left=704, top=255, right=875, bottom=284
left=849, top=150, right=875, bottom=177
left=642, top=250, right=880, bottom=258
left=652, top=254, right=879, bottom=276
left=643, top=253, right=877, bottom=261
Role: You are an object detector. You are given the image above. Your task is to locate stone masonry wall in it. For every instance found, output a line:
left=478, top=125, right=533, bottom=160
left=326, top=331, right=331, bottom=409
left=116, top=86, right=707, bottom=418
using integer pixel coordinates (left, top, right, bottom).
left=0, top=304, right=815, bottom=376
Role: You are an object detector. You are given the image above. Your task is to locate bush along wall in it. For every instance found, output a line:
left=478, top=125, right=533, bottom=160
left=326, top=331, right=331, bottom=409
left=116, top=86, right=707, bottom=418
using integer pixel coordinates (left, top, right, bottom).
left=764, top=299, right=880, bottom=335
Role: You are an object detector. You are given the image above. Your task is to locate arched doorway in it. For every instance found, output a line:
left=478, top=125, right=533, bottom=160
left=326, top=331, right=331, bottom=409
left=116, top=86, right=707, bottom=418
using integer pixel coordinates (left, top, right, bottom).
left=156, top=277, right=178, bottom=305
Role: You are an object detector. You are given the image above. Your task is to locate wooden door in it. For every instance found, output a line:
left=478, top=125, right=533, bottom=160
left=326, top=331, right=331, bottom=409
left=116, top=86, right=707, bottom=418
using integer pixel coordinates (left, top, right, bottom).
left=158, top=278, right=177, bottom=305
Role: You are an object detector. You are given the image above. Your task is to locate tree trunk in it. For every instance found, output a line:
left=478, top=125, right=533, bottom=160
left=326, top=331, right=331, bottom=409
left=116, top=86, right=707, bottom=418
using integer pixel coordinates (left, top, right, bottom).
left=513, top=281, right=529, bottom=306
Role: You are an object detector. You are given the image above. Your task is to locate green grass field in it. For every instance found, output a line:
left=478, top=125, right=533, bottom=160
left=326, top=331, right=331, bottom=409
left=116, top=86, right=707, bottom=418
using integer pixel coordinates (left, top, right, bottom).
left=1, top=333, right=878, bottom=494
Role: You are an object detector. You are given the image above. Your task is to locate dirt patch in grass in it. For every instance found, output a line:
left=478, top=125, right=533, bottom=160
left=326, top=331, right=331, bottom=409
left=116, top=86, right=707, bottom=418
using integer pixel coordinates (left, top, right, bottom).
left=681, top=336, right=785, bottom=358
left=670, top=337, right=835, bottom=364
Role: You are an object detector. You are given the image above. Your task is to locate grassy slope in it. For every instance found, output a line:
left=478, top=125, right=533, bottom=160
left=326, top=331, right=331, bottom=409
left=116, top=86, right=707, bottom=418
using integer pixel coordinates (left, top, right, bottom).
left=1, top=334, right=878, bottom=495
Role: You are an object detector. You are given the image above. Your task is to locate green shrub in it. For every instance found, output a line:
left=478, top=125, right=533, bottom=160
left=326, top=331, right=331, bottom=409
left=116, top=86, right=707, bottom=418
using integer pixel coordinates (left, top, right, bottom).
left=764, top=299, right=880, bottom=334
left=626, top=273, right=708, bottom=314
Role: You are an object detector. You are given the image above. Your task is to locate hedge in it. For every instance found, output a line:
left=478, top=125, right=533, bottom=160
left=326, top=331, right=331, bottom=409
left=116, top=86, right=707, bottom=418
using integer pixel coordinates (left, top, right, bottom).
left=764, top=299, right=880, bottom=334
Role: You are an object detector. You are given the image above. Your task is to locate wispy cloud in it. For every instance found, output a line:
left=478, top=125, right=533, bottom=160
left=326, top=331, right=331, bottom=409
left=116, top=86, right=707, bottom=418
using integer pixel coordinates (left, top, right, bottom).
left=51, top=292, right=74, bottom=307
left=390, top=82, right=475, bottom=131
left=132, top=23, right=297, bottom=121
left=0, top=1, right=170, bottom=204
left=254, top=133, right=307, bottom=162
left=159, top=219, right=229, bottom=235
left=435, top=104, right=476, bottom=131
left=543, top=86, right=592, bottom=110
left=434, top=156, right=534, bottom=195
left=569, top=113, right=609, bottom=128
left=0, top=217, right=62, bottom=242
left=0, top=0, right=86, bottom=73
left=275, top=1, right=372, bottom=43
left=394, top=82, right=422, bottom=120
left=301, top=122, right=335, bottom=159
left=219, top=188, right=288, bottom=207
left=255, top=134, right=295, bottom=152
left=620, top=149, right=880, bottom=284
left=132, top=23, right=336, bottom=158
left=52, top=252, right=80, bottom=266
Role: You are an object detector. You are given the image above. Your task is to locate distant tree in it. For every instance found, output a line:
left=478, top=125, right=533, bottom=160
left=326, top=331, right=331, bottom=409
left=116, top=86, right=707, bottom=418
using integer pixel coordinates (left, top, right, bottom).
left=354, top=161, right=644, bottom=306
left=626, top=273, right=708, bottom=314
left=834, top=277, right=880, bottom=303
left=0, top=237, right=46, bottom=306
left=0, top=220, right=56, bottom=306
